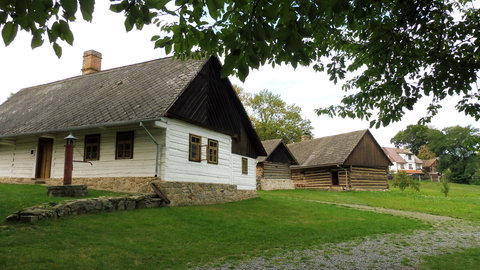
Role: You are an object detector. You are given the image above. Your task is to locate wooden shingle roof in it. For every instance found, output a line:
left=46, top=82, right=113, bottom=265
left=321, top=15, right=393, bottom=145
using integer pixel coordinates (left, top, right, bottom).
left=382, top=147, right=407, bottom=163
left=0, top=56, right=207, bottom=138
left=258, top=139, right=298, bottom=164
left=287, top=130, right=369, bottom=167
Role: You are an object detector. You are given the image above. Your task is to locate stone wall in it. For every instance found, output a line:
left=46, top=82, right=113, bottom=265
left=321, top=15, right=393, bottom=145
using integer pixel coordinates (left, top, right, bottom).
left=259, top=179, right=295, bottom=190
left=0, top=177, right=155, bottom=193
left=144, top=181, right=258, bottom=206
left=0, top=177, right=258, bottom=206
left=6, top=194, right=167, bottom=224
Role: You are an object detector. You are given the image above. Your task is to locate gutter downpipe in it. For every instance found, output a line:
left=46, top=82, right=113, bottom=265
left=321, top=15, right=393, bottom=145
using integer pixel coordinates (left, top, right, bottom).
left=337, top=164, right=350, bottom=190
left=140, top=122, right=160, bottom=178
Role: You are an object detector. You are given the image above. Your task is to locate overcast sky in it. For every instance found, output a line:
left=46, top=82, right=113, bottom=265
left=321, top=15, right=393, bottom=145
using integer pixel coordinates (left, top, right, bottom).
left=0, top=2, right=478, bottom=147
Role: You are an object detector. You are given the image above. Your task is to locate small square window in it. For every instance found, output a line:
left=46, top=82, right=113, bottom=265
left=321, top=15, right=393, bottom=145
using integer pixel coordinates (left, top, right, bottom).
left=241, top=157, right=248, bottom=175
left=116, top=131, right=134, bottom=159
left=189, top=134, right=201, bottom=162
left=84, top=134, right=100, bottom=161
left=207, top=139, right=218, bottom=164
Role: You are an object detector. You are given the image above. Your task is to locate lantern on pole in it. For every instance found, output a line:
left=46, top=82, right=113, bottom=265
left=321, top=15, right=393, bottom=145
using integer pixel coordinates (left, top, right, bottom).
left=63, top=133, right=77, bottom=185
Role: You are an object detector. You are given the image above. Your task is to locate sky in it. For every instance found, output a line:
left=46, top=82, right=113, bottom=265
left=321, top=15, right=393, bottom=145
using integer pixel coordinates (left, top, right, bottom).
left=0, top=2, right=478, bottom=147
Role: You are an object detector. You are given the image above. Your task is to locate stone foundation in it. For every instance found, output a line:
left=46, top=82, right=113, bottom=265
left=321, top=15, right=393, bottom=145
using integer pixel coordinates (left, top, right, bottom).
left=259, top=178, right=295, bottom=190
left=47, top=185, right=88, bottom=197
left=0, top=177, right=258, bottom=206
left=0, top=177, right=155, bottom=193
left=143, top=181, right=258, bottom=206
left=6, top=194, right=167, bottom=224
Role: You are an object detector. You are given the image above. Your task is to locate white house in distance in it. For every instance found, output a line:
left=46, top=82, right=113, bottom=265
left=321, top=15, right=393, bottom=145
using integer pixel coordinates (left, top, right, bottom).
left=0, top=51, right=266, bottom=198
left=382, top=147, right=423, bottom=174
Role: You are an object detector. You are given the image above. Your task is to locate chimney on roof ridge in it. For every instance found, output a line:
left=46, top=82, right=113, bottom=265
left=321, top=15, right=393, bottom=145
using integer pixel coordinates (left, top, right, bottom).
left=301, top=134, right=311, bottom=141
left=82, top=50, right=102, bottom=75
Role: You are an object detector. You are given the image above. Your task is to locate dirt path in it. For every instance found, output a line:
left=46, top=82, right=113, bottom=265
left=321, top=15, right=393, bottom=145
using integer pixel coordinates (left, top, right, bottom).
left=205, top=200, right=480, bottom=270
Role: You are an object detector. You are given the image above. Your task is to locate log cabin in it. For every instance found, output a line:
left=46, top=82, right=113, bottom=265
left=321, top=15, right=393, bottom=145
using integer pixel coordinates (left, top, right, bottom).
left=287, top=130, right=391, bottom=190
left=256, top=139, right=298, bottom=190
left=0, top=51, right=266, bottom=197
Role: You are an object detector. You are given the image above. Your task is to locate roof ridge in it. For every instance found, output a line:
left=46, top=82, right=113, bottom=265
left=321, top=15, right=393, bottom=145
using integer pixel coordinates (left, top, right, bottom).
left=287, top=129, right=368, bottom=146
left=13, top=56, right=204, bottom=93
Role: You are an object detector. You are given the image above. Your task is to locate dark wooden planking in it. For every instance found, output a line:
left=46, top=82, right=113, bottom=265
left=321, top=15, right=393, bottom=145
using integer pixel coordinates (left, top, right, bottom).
left=266, top=143, right=297, bottom=164
left=167, top=58, right=265, bottom=158
left=345, top=132, right=391, bottom=167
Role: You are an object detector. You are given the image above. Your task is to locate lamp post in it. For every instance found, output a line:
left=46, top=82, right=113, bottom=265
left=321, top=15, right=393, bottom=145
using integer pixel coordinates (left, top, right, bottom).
left=63, top=133, right=77, bottom=185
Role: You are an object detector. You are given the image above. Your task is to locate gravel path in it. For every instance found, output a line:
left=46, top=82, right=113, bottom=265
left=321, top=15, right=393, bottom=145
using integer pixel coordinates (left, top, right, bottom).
left=203, top=200, right=480, bottom=270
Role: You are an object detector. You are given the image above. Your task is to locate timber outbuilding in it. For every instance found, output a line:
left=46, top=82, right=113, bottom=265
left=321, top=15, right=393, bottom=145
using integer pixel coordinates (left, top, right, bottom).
left=0, top=51, right=266, bottom=204
left=256, top=139, right=298, bottom=190
left=287, top=130, right=391, bottom=190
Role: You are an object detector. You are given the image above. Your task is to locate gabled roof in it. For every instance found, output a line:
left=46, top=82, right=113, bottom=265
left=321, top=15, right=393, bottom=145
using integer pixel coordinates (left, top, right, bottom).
left=423, top=158, right=438, bottom=167
left=0, top=56, right=206, bottom=138
left=382, top=147, right=407, bottom=163
left=0, top=55, right=266, bottom=157
left=258, top=139, right=298, bottom=164
left=287, top=129, right=387, bottom=168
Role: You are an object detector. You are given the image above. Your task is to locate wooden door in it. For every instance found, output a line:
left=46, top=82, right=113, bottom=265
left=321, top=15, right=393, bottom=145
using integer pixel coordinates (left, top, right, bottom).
left=331, top=171, right=339, bottom=186
left=36, top=138, right=53, bottom=179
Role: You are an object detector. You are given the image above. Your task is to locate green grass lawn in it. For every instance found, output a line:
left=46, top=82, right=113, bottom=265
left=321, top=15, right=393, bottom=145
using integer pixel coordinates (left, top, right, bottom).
left=262, top=181, right=480, bottom=221
left=420, top=248, right=480, bottom=270
left=0, top=183, right=427, bottom=270
left=0, top=183, right=124, bottom=220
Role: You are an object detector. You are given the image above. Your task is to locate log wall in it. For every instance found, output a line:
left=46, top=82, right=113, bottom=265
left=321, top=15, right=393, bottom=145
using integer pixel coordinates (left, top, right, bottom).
left=292, top=169, right=332, bottom=189
left=350, top=166, right=388, bottom=190
left=292, top=166, right=388, bottom=190
left=263, top=161, right=291, bottom=180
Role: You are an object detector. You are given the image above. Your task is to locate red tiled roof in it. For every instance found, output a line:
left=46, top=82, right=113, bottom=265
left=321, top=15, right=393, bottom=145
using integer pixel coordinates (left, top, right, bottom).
left=382, top=147, right=407, bottom=163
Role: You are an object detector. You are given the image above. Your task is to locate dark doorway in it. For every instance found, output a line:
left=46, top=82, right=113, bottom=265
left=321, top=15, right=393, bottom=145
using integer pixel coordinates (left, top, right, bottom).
left=35, top=138, right=54, bottom=179
left=331, top=171, right=339, bottom=186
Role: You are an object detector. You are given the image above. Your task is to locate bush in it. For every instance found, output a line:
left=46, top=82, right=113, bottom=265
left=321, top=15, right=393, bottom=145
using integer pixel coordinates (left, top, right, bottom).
left=393, top=171, right=420, bottom=192
left=441, top=169, right=451, bottom=197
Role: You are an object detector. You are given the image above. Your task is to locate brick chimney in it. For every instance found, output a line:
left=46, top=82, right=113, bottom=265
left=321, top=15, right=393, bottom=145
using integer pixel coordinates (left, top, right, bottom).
left=301, top=134, right=311, bottom=141
left=82, top=50, right=102, bottom=75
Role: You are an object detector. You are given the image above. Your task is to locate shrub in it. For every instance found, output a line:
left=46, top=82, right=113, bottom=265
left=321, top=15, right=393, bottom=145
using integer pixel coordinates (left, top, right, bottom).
left=441, top=169, right=451, bottom=197
left=393, top=171, right=420, bottom=192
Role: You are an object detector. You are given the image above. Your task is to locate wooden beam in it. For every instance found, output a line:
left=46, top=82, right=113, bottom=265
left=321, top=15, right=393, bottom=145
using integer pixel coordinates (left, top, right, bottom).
left=0, top=139, right=15, bottom=146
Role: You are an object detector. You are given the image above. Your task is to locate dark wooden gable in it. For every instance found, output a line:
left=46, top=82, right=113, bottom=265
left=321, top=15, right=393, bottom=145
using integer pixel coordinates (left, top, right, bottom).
left=165, top=57, right=266, bottom=158
left=267, top=143, right=298, bottom=165
left=344, top=131, right=391, bottom=167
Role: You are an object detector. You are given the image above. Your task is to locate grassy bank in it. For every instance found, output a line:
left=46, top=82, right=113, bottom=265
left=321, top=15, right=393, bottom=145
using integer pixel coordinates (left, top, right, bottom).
left=420, top=248, right=480, bottom=270
left=0, top=183, right=123, bottom=220
left=263, top=181, right=480, bottom=221
left=0, top=183, right=427, bottom=270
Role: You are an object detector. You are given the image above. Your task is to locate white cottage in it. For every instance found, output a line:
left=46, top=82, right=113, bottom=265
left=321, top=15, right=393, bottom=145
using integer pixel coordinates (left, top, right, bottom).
left=0, top=51, right=266, bottom=197
left=382, top=147, right=423, bottom=175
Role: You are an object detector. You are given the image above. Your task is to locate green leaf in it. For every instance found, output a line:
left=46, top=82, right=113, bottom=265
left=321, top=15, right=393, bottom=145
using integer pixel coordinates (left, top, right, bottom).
left=59, top=20, right=74, bottom=45
left=2, top=22, right=18, bottom=46
left=53, top=43, right=62, bottom=58
left=151, top=35, right=160, bottom=41
left=221, top=54, right=236, bottom=78
left=31, top=32, right=44, bottom=49
left=61, top=0, right=78, bottom=18
left=206, top=0, right=219, bottom=19
left=80, top=0, right=94, bottom=21
left=165, top=42, right=172, bottom=54
left=0, top=12, right=7, bottom=24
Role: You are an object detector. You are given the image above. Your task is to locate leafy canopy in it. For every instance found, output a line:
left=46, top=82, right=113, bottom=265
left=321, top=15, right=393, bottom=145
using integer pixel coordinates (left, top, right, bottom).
left=391, top=124, right=442, bottom=155
left=235, top=87, right=313, bottom=144
left=429, top=125, right=480, bottom=184
left=392, top=124, right=480, bottom=184
left=417, top=145, right=436, bottom=160
left=1, top=0, right=479, bottom=127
